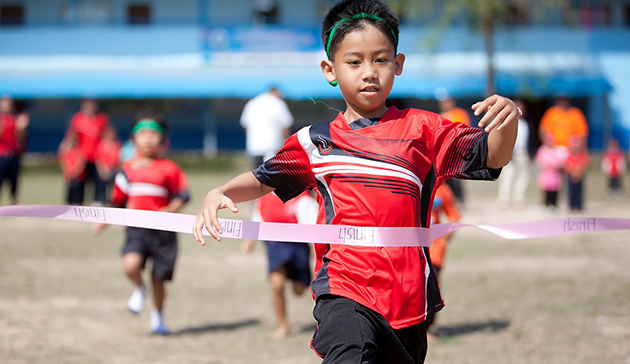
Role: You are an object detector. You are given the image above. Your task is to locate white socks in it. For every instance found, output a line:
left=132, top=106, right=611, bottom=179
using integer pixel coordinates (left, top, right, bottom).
left=127, top=285, right=146, bottom=314
left=150, top=309, right=169, bottom=335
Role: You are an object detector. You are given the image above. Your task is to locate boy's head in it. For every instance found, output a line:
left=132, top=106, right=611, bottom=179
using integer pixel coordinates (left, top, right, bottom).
left=131, top=112, right=169, bottom=158
left=320, top=0, right=404, bottom=120
left=0, top=95, right=14, bottom=114
left=102, top=126, right=118, bottom=141
left=81, top=99, right=98, bottom=116
left=607, top=137, right=619, bottom=150
left=321, top=0, right=399, bottom=61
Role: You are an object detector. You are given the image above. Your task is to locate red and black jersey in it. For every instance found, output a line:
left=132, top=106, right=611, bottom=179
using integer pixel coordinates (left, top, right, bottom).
left=253, top=106, right=500, bottom=329
left=111, top=158, right=190, bottom=211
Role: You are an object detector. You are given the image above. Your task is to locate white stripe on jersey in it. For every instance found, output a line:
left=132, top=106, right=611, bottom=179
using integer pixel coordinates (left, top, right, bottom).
left=297, top=127, right=423, bottom=190
left=128, top=183, right=169, bottom=198
left=114, top=173, right=129, bottom=194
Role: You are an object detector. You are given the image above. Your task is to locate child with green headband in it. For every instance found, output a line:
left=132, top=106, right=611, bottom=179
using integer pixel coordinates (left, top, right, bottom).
left=94, top=112, right=190, bottom=335
left=194, top=0, right=519, bottom=362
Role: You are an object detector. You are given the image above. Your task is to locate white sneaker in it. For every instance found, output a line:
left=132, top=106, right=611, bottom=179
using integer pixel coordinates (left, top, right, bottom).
left=150, top=309, right=169, bottom=335
left=127, top=286, right=146, bottom=314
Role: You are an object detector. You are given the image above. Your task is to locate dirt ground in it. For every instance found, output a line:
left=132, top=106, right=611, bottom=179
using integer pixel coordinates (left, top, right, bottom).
left=1, top=164, right=629, bottom=364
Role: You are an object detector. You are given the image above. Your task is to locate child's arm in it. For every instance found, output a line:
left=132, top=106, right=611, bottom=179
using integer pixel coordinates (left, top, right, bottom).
left=471, top=95, right=520, bottom=169
left=193, top=171, right=274, bottom=245
left=159, top=197, right=187, bottom=213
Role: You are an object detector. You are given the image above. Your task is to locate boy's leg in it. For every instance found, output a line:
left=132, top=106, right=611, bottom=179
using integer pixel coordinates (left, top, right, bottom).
left=270, top=266, right=290, bottom=338
left=122, top=252, right=147, bottom=314
left=122, top=252, right=144, bottom=287
left=147, top=230, right=177, bottom=335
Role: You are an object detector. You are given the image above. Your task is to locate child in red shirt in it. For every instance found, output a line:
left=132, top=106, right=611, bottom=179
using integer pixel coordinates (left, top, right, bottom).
left=58, top=131, right=87, bottom=205
left=93, top=112, right=189, bottom=335
left=564, top=136, right=590, bottom=211
left=65, top=99, right=110, bottom=205
left=601, top=138, right=626, bottom=198
left=95, top=126, right=122, bottom=193
left=193, top=1, right=519, bottom=362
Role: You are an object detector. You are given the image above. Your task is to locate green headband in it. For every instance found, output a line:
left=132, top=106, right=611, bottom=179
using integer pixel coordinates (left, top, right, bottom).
left=132, top=119, right=166, bottom=136
left=325, top=12, right=397, bottom=60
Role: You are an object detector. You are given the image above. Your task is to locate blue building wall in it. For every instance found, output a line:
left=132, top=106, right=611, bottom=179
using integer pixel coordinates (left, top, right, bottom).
left=1, top=0, right=630, bottom=152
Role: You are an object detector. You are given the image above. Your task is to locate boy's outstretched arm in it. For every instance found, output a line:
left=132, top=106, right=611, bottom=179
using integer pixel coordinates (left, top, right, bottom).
left=472, top=94, right=520, bottom=169
left=193, top=171, right=274, bottom=245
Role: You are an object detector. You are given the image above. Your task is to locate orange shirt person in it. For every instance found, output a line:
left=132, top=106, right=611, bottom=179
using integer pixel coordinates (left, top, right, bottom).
left=438, top=97, right=470, bottom=126
left=539, top=96, right=588, bottom=147
left=429, top=183, right=462, bottom=272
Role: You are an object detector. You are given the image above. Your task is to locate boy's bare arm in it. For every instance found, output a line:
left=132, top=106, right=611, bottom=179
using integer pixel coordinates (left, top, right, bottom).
left=471, top=95, right=519, bottom=169
left=193, top=171, right=274, bottom=245
left=160, top=197, right=187, bottom=213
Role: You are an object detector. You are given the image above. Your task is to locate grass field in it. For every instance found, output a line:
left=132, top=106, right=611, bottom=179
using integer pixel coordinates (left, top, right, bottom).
left=1, top=160, right=629, bottom=364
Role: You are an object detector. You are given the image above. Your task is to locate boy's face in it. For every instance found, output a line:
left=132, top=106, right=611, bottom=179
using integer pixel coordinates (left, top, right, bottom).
left=321, top=24, right=404, bottom=121
left=133, top=128, right=163, bottom=158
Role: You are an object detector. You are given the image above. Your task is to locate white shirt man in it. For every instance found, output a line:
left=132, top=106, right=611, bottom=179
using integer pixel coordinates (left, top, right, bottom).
left=240, top=88, right=294, bottom=166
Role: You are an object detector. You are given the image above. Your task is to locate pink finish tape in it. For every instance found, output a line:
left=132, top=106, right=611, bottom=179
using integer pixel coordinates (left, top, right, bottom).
left=1, top=205, right=629, bottom=247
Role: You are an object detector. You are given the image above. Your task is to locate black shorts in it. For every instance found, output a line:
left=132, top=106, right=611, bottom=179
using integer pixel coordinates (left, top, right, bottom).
left=122, top=226, right=178, bottom=281
left=311, top=295, right=428, bottom=364
left=264, top=241, right=311, bottom=286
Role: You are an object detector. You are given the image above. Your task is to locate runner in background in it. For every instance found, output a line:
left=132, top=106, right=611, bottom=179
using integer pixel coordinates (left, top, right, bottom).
left=240, top=191, right=317, bottom=338
left=93, top=112, right=190, bottom=335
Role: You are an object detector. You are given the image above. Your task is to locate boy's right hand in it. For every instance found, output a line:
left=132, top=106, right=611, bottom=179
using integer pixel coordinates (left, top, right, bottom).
left=193, top=188, right=239, bottom=246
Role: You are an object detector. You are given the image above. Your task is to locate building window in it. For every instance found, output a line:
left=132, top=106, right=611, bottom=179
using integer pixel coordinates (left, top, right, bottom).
left=128, top=3, right=150, bottom=25
left=252, top=0, right=279, bottom=24
left=0, top=4, right=25, bottom=26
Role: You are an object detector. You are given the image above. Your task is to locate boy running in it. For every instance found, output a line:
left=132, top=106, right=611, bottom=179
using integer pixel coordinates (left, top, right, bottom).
left=194, top=0, right=518, bottom=362
left=94, top=112, right=189, bottom=335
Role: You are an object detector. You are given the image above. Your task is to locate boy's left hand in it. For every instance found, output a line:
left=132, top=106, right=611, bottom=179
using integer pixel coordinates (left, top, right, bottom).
left=472, top=95, right=520, bottom=133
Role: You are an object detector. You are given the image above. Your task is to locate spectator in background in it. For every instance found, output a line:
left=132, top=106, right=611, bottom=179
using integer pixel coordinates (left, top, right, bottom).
left=438, top=96, right=470, bottom=207
left=0, top=95, right=29, bottom=205
left=95, top=126, right=122, bottom=197
left=564, top=137, right=590, bottom=211
left=497, top=99, right=531, bottom=208
left=240, top=191, right=317, bottom=338
left=602, top=137, right=626, bottom=198
left=58, top=131, right=87, bottom=205
left=539, top=95, right=589, bottom=149
left=63, top=99, right=110, bottom=206
left=240, top=86, right=294, bottom=168
left=535, top=134, right=568, bottom=214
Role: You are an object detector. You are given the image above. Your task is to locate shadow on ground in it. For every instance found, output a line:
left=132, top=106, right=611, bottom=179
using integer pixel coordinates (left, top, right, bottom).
left=171, top=318, right=261, bottom=336
left=433, top=319, right=510, bottom=338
